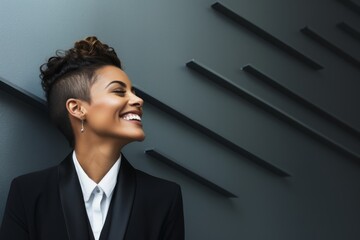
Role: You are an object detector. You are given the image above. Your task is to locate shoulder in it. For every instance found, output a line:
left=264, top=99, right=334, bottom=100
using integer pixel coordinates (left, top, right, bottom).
left=13, top=165, right=57, bottom=183
left=131, top=168, right=183, bottom=214
left=122, top=156, right=181, bottom=196
left=135, top=169, right=181, bottom=197
left=10, top=165, right=58, bottom=194
left=135, top=169, right=180, bottom=189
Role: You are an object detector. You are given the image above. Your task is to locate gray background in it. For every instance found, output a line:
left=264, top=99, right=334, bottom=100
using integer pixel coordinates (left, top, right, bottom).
left=1, top=0, right=360, bottom=239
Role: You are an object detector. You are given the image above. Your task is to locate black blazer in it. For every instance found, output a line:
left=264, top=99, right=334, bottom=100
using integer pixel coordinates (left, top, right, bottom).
left=0, top=154, right=184, bottom=240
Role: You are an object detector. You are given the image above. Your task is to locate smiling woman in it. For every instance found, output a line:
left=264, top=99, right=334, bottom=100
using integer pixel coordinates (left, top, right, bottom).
left=72, top=66, right=146, bottom=162
left=0, top=37, right=184, bottom=240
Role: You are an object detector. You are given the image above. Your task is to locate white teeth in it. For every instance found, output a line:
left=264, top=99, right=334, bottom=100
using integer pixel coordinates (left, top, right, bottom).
left=122, top=113, right=141, bottom=121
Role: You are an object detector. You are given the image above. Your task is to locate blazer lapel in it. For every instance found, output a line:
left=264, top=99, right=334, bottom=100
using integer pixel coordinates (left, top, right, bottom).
left=58, top=153, right=93, bottom=240
left=100, top=156, right=136, bottom=240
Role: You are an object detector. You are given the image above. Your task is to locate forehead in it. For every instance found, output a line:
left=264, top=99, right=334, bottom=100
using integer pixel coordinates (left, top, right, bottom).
left=94, top=65, right=132, bottom=88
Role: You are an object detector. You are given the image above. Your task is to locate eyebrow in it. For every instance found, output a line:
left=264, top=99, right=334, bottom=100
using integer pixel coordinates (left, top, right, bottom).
left=105, top=80, right=127, bottom=89
left=105, top=80, right=135, bottom=92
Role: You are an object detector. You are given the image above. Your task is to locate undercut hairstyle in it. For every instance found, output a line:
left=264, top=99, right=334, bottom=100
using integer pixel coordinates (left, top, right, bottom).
left=40, top=36, right=122, bottom=147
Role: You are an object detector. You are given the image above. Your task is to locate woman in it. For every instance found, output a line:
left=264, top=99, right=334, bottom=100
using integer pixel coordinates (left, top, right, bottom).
left=0, top=37, right=184, bottom=240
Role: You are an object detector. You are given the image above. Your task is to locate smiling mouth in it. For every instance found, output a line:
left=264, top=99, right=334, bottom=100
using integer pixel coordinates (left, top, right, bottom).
left=122, top=113, right=142, bottom=122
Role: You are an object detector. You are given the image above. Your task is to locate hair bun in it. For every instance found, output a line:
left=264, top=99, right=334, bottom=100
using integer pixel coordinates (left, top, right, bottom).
left=40, top=36, right=121, bottom=96
left=73, top=36, right=115, bottom=57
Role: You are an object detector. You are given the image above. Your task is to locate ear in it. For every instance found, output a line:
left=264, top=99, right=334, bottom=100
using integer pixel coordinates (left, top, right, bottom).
left=66, top=98, right=87, bottom=120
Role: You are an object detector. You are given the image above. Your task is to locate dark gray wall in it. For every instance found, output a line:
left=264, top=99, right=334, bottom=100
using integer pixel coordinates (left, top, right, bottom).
left=1, top=0, right=360, bottom=239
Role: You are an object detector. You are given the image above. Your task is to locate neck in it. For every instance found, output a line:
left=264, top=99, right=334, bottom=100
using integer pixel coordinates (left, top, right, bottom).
left=74, top=140, right=123, bottom=183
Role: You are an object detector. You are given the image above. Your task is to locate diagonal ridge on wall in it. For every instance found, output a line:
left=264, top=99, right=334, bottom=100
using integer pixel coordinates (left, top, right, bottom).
left=145, top=149, right=238, bottom=198
left=211, top=1, right=323, bottom=70
left=186, top=60, right=360, bottom=161
left=242, top=65, right=360, bottom=139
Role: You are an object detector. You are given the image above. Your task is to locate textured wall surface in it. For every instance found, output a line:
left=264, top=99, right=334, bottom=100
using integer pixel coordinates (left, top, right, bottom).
left=1, top=0, right=360, bottom=239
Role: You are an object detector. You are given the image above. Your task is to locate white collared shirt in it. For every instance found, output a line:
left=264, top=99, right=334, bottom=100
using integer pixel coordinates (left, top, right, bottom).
left=72, top=151, right=121, bottom=240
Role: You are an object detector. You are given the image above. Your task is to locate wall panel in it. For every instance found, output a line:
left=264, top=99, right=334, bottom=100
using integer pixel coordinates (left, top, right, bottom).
left=1, top=0, right=360, bottom=239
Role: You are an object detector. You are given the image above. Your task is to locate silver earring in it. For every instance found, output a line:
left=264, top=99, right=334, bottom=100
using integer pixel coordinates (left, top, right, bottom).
left=80, top=119, right=84, bottom=133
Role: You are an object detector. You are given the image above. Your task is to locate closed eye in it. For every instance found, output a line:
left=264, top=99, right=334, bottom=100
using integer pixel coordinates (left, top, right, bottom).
left=113, top=89, right=126, bottom=95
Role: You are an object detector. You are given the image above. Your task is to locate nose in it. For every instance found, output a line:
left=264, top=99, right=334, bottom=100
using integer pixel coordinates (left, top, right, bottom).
left=129, top=92, right=144, bottom=108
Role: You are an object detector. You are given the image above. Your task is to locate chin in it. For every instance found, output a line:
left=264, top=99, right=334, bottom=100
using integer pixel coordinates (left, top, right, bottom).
left=112, top=128, right=146, bottom=145
left=123, top=132, right=145, bottom=143
left=134, top=133, right=146, bottom=142
left=136, top=137, right=145, bottom=142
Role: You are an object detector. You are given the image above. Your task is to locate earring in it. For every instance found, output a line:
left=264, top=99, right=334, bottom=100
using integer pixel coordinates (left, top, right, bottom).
left=80, top=119, right=85, bottom=133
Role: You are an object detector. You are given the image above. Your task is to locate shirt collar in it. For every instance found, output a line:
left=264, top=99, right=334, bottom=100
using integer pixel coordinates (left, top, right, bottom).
left=72, top=151, right=121, bottom=202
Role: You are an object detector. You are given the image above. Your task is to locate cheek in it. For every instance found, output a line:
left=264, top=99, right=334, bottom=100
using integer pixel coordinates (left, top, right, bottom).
left=87, top=99, right=124, bottom=124
left=97, top=96, right=125, bottom=110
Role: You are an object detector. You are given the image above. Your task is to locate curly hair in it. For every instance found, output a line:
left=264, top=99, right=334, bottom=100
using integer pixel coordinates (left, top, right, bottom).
left=40, top=36, right=122, bottom=147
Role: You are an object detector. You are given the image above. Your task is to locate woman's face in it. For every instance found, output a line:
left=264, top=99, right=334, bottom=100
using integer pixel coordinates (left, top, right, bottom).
left=82, top=65, right=145, bottom=145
